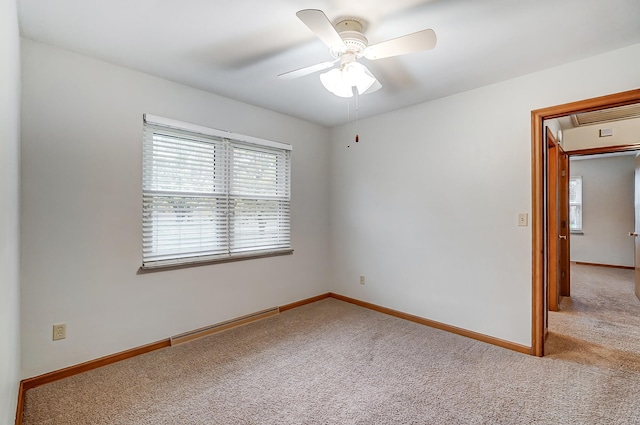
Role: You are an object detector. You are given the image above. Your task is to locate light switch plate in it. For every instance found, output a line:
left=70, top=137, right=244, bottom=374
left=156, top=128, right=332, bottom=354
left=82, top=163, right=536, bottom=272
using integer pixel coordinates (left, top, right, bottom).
left=518, top=213, right=528, bottom=227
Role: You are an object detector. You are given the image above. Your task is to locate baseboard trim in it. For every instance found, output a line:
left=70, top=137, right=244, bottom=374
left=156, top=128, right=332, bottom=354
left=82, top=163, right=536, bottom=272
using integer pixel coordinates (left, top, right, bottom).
left=15, top=291, right=531, bottom=424
left=172, top=294, right=334, bottom=345
left=171, top=307, right=280, bottom=346
left=573, top=261, right=634, bottom=270
left=14, top=294, right=330, bottom=424
left=15, top=338, right=170, bottom=424
left=14, top=381, right=25, bottom=425
left=279, top=293, right=331, bottom=312
left=21, top=339, right=171, bottom=392
left=328, top=292, right=531, bottom=355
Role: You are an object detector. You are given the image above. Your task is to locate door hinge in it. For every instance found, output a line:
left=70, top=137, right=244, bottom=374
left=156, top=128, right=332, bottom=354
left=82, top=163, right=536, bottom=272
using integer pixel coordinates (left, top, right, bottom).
left=561, top=220, right=566, bottom=228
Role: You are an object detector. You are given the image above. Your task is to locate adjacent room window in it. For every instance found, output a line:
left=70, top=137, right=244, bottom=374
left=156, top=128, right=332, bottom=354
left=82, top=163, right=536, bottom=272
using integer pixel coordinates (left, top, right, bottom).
left=569, top=176, right=582, bottom=232
left=142, top=115, right=292, bottom=268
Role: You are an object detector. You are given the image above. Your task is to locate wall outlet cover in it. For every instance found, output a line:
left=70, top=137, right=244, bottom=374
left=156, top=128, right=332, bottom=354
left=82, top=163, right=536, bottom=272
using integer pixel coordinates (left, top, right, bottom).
left=53, top=323, right=66, bottom=341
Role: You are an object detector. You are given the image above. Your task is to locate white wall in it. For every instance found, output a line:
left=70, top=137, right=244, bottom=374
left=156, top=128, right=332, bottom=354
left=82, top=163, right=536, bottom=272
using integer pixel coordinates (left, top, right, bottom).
left=0, top=0, right=21, bottom=421
left=564, top=117, right=640, bottom=151
left=570, top=155, right=635, bottom=267
left=20, top=39, right=331, bottom=378
left=545, top=120, right=562, bottom=146
left=329, top=43, right=640, bottom=346
left=18, top=35, right=640, bottom=378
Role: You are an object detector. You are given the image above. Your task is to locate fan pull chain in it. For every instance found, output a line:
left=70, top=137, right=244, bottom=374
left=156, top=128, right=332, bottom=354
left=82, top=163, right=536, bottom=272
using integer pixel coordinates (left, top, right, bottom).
left=347, top=97, right=351, bottom=148
left=355, top=89, right=359, bottom=144
left=346, top=89, right=361, bottom=148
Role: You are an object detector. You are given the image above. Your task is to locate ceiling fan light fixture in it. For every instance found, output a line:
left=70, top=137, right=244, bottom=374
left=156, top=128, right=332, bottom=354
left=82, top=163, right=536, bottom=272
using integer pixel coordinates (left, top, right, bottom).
left=320, top=68, right=353, bottom=97
left=320, top=62, right=377, bottom=98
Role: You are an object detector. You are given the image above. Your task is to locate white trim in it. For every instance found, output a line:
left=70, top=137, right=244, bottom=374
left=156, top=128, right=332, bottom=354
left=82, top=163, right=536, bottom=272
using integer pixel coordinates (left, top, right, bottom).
left=143, top=114, right=292, bottom=151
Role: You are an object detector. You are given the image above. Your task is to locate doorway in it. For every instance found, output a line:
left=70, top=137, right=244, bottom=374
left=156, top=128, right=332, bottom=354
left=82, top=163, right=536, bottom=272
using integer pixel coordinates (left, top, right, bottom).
left=568, top=152, right=637, bottom=270
left=531, top=88, right=640, bottom=357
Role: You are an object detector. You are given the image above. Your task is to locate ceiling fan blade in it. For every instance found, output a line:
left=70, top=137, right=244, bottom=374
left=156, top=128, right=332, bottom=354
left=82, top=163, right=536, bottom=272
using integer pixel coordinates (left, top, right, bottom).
left=297, top=9, right=346, bottom=50
left=364, top=29, right=437, bottom=60
left=277, top=60, right=337, bottom=80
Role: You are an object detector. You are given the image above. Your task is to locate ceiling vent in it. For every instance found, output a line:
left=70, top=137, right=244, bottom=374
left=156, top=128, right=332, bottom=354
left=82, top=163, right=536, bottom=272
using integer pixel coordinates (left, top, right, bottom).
left=571, top=103, right=640, bottom=127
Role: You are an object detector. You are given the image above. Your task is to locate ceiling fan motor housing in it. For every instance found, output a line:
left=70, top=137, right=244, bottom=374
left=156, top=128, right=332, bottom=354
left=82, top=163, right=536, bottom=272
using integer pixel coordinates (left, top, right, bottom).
left=331, top=19, right=368, bottom=58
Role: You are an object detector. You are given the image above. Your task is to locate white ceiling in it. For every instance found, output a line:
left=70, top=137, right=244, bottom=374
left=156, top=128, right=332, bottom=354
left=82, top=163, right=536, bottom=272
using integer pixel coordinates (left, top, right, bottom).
left=18, top=0, right=640, bottom=127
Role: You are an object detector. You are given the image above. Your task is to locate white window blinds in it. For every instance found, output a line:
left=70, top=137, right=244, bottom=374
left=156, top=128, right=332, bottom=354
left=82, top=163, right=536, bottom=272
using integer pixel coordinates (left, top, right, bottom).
left=142, top=115, right=292, bottom=268
left=230, top=145, right=291, bottom=254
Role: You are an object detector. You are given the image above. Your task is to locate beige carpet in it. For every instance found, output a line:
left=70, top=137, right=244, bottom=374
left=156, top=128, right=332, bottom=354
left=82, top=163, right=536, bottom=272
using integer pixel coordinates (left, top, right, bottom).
left=22, top=264, right=640, bottom=424
left=546, top=265, right=640, bottom=372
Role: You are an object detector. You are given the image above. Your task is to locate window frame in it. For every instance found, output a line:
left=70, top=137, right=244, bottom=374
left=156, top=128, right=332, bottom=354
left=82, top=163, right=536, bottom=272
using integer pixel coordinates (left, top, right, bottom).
left=141, top=114, right=293, bottom=270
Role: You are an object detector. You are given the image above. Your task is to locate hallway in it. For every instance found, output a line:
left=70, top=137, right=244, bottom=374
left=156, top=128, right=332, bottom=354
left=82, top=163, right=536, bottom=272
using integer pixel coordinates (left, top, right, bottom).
left=546, top=263, right=640, bottom=372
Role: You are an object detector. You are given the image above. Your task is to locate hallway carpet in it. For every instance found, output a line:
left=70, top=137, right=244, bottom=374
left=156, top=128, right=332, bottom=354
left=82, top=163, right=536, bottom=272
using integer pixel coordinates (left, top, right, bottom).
left=546, top=264, right=640, bottom=372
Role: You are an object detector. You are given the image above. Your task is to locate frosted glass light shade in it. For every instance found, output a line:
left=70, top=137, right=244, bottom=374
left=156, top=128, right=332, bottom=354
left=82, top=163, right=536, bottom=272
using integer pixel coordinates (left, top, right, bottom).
left=320, top=62, right=378, bottom=98
left=320, top=68, right=354, bottom=97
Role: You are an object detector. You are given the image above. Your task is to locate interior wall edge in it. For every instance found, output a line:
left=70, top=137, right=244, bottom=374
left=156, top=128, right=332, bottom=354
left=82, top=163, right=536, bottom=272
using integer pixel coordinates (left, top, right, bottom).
left=1, top=0, right=22, bottom=423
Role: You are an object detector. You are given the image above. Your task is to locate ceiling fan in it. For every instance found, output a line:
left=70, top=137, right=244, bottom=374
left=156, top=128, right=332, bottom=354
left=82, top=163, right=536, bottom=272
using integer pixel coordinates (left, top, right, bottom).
left=278, top=9, right=437, bottom=98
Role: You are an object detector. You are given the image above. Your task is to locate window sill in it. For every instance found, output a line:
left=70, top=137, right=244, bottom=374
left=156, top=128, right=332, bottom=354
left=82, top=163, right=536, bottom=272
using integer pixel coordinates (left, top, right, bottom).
left=138, top=249, right=294, bottom=273
left=570, top=231, right=584, bottom=235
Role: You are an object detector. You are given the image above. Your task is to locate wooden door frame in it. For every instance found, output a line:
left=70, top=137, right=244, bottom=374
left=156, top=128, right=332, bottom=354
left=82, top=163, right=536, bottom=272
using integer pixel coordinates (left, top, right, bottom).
left=531, top=88, right=640, bottom=357
left=559, top=149, right=570, bottom=298
left=546, top=129, right=570, bottom=311
left=547, top=130, right=560, bottom=312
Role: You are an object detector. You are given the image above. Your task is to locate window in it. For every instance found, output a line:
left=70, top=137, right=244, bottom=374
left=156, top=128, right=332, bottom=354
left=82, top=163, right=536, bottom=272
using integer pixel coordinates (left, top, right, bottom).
left=569, top=176, right=582, bottom=232
left=142, top=115, right=292, bottom=268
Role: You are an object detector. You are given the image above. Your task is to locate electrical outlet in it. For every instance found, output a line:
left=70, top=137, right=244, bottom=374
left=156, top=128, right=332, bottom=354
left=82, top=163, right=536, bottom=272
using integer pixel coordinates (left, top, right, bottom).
left=360, top=275, right=365, bottom=285
left=53, top=323, right=66, bottom=341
